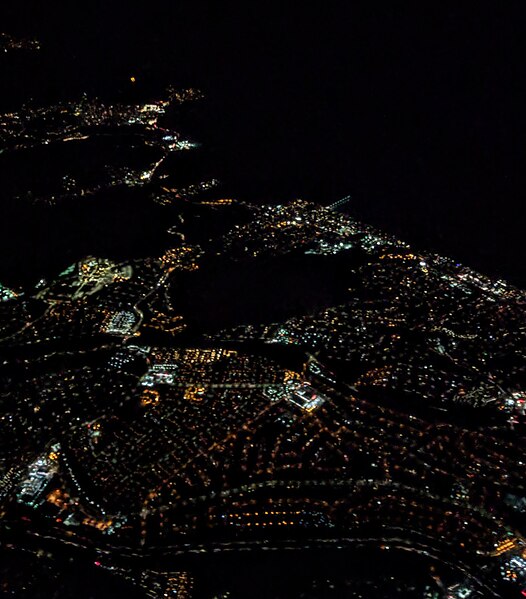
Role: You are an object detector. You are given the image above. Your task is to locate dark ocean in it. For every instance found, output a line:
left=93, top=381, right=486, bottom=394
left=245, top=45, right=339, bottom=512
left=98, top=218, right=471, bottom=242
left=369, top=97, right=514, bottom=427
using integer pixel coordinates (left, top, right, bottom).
left=1, top=2, right=524, bottom=289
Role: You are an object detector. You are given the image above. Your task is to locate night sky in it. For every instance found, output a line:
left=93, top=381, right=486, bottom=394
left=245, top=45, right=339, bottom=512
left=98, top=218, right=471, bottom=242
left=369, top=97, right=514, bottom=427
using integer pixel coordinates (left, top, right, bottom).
left=2, top=2, right=525, bottom=286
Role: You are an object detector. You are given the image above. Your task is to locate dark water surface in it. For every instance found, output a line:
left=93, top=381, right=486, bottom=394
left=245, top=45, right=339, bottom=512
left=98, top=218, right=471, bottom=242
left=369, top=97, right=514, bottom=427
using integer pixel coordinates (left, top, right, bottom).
left=0, top=2, right=525, bottom=289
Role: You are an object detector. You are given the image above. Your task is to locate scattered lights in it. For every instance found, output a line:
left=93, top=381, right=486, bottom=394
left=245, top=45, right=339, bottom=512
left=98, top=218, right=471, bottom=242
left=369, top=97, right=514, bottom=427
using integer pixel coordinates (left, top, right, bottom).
left=184, top=385, right=206, bottom=402
left=141, top=389, right=160, bottom=407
